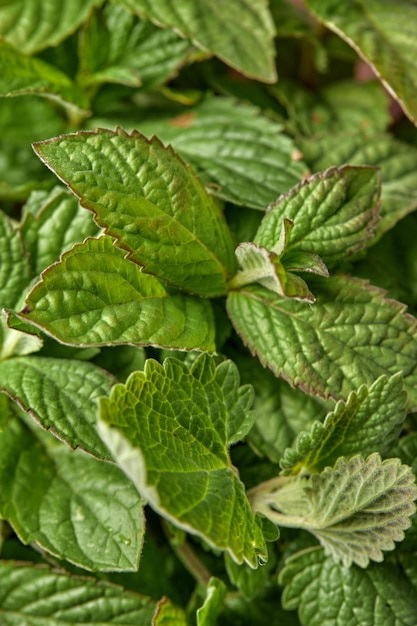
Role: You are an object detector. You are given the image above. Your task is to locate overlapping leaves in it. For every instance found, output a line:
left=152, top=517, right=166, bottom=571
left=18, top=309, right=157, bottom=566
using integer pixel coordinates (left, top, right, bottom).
left=33, top=128, right=237, bottom=297
left=98, top=353, right=267, bottom=567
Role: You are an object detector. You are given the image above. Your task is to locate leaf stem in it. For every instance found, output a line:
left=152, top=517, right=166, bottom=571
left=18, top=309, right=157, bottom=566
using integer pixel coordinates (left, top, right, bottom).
left=161, top=520, right=212, bottom=587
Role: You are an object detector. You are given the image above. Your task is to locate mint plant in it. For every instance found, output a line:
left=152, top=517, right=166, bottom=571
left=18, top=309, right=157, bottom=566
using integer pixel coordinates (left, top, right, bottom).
left=1, top=1, right=417, bottom=624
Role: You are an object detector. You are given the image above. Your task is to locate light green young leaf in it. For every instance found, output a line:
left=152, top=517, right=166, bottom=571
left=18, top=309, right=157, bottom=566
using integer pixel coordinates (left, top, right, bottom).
left=18, top=236, right=216, bottom=352
left=0, top=0, right=105, bottom=54
left=115, top=0, right=277, bottom=83
left=79, top=4, right=194, bottom=88
left=226, top=275, right=417, bottom=406
left=153, top=597, right=188, bottom=626
left=0, top=42, right=89, bottom=114
left=254, top=165, right=380, bottom=269
left=279, top=546, right=417, bottom=626
left=0, top=561, right=156, bottom=624
left=0, top=356, right=113, bottom=459
left=299, top=131, right=417, bottom=242
left=0, top=210, right=30, bottom=309
left=33, top=128, right=237, bottom=297
left=256, top=453, right=417, bottom=567
left=0, top=418, right=145, bottom=571
left=20, top=186, right=100, bottom=276
left=135, top=97, right=307, bottom=210
left=306, top=0, right=417, bottom=124
left=280, top=373, right=408, bottom=475
left=98, top=354, right=266, bottom=567
left=0, top=312, right=42, bottom=360
left=197, top=578, right=227, bottom=626
left=231, top=240, right=316, bottom=303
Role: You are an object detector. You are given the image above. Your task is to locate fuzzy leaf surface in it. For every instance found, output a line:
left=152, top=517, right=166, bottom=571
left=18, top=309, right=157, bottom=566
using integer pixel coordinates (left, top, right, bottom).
left=0, top=561, right=156, bottom=624
left=115, top=0, right=277, bottom=82
left=0, top=418, right=145, bottom=572
left=280, top=373, right=408, bottom=475
left=98, top=354, right=266, bottom=567
left=0, top=0, right=105, bottom=54
left=33, top=129, right=236, bottom=296
left=18, top=236, right=216, bottom=352
left=80, top=4, right=193, bottom=88
left=300, top=131, right=417, bottom=241
left=0, top=210, right=30, bottom=309
left=0, top=356, right=113, bottom=459
left=227, top=275, right=417, bottom=406
left=280, top=546, right=417, bottom=626
left=254, top=166, right=380, bottom=269
left=135, top=97, right=307, bottom=209
left=0, top=42, right=88, bottom=113
left=306, top=0, right=417, bottom=124
left=20, top=187, right=100, bottom=276
left=304, top=454, right=417, bottom=567
left=232, top=241, right=316, bottom=303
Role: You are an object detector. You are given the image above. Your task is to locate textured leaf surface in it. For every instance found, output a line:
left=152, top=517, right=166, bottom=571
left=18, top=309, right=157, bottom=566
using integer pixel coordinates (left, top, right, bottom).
left=232, top=240, right=316, bottom=303
left=116, top=0, right=277, bottom=82
left=20, top=187, right=100, bottom=276
left=227, top=275, right=417, bottom=406
left=254, top=166, right=380, bottom=269
left=280, top=546, right=417, bottom=626
left=0, top=312, right=42, bottom=360
left=0, top=42, right=88, bottom=113
left=0, top=0, right=105, bottom=54
left=0, top=356, right=113, bottom=459
left=19, top=236, right=216, bottom=352
left=99, top=354, right=266, bottom=567
left=280, top=373, right=408, bottom=475
left=80, top=4, right=193, bottom=88
left=0, top=210, right=30, bottom=309
left=299, top=131, right=417, bottom=241
left=135, top=97, right=307, bottom=209
left=0, top=561, right=156, bottom=624
left=306, top=0, right=417, bottom=124
left=304, top=454, right=417, bottom=567
left=33, top=129, right=236, bottom=296
left=197, top=578, right=227, bottom=626
left=0, top=418, right=145, bottom=571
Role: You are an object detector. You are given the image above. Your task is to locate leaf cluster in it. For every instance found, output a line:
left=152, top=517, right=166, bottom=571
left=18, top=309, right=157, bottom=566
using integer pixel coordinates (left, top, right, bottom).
left=1, top=1, right=417, bottom=625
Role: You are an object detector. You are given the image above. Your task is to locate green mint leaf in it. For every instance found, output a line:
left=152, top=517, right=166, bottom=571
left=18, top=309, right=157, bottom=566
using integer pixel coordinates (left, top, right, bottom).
left=280, top=373, right=408, bottom=475
left=0, top=210, right=30, bottom=309
left=231, top=241, right=316, bottom=303
left=306, top=0, right=417, bottom=125
left=254, top=165, right=380, bottom=269
left=0, top=356, right=113, bottom=459
left=18, top=236, right=216, bottom=352
left=227, top=275, right=417, bottom=405
left=0, top=312, right=43, bottom=360
left=257, top=454, right=417, bottom=567
left=224, top=551, right=271, bottom=600
left=0, top=41, right=89, bottom=114
left=305, top=454, right=417, bottom=567
left=0, top=561, right=156, bottom=623
left=20, top=186, right=100, bottom=276
left=153, top=598, right=188, bottom=626
left=33, top=129, right=236, bottom=296
left=98, top=354, right=266, bottom=567
left=0, top=418, right=145, bottom=571
left=197, top=578, right=227, bottom=626
left=300, top=131, right=417, bottom=242
left=135, top=97, right=307, bottom=210
left=79, top=4, right=193, bottom=88
left=115, top=0, right=277, bottom=83
left=0, top=0, right=105, bottom=54
left=279, top=546, right=417, bottom=626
